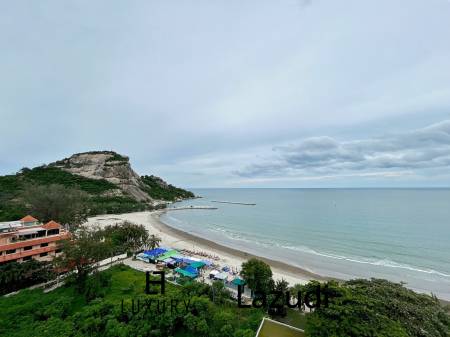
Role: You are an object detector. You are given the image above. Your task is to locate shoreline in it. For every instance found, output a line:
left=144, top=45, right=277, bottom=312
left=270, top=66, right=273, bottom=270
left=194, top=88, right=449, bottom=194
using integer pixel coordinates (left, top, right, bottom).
left=85, top=210, right=329, bottom=286
left=152, top=210, right=331, bottom=283
left=84, top=210, right=450, bottom=305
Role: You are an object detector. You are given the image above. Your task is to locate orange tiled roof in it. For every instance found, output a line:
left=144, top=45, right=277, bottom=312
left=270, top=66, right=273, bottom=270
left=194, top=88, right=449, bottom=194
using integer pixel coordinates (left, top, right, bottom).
left=20, top=215, right=38, bottom=222
left=42, top=220, right=62, bottom=230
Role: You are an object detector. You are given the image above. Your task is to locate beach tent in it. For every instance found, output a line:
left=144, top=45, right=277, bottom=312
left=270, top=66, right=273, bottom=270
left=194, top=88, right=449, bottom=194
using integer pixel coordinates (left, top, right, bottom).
left=143, top=248, right=167, bottom=259
left=201, top=259, right=213, bottom=266
left=163, top=257, right=176, bottom=264
left=173, top=256, right=197, bottom=264
left=136, top=253, right=151, bottom=263
left=214, top=272, right=228, bottom=281
left=184, top=265, right=199, bottom=275
left=189, top=261, right=206, bottom=269
left=157, top=250, right=179, bottom=261
left=175, top=267, right=197, bottom=278
left=164, top=257, right=177, bottom=269
left=209, top=270, right=220, bottom=279
left=232, top=277, right=246, bottom=286
left=222, top=266, right=230, bottom=272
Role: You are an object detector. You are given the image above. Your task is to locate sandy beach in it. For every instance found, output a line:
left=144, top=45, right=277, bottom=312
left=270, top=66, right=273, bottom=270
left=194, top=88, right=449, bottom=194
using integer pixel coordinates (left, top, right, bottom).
left=84, top=210, right=330, bottom=287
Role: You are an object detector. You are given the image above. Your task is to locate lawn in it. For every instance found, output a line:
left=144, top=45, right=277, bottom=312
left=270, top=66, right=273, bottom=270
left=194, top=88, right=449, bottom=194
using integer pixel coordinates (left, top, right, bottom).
left=257, top=318, right=305, bottom=337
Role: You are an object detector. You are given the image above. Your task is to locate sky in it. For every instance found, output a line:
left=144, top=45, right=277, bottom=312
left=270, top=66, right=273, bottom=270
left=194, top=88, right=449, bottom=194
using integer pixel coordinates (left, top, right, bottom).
left=1, top=0, right=450, bottom=188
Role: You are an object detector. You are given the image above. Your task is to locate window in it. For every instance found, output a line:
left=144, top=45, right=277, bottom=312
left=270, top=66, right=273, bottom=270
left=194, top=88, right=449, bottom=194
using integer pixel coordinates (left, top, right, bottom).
left=6, top=249, right=16, bottom=254
left=55, top=248, right=62, bottom=254
left=40, top=243, right=49, bottom=247
left=39, top=252, right=48, bottom=257
left=24, top=246, right=32, bottom=251
left=47, top=229, right=60, bottom=236
left=22, top=256, right=32, bottom=261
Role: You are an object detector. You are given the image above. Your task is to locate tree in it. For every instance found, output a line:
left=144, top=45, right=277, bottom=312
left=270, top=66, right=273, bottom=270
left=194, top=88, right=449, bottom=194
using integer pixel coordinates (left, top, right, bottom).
left=102, top=221, right=156, bottom=255
left=210, top=281, right=231, bottom=304
left=0, top=260, right=55, bottom=295
left=305, top=278, right=450, bottom=337
left=147, top=234, right=162, bottom=250
left=21, top=183, right=89, bottom=230
left=274, top=278, right=289, bottom=293
left=289, top=283, right=304, bottom=299
left=241, top=258, right=273, bottom=296
left=55, top=226, right=111, bottom=292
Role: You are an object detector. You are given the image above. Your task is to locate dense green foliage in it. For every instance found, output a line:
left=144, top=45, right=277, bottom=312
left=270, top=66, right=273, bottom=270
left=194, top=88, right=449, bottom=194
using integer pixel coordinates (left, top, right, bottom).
left=141, top=175, right=195, bottom=201
left=105, top=152, right=129, bottom=163
left=241, top=258, right=274, bottom=296
left=21, top=183, right=90, bottom=227
left=0, top=265, right=265, bottom=337
left=0, top=260, right=55, bottom=295
left=101, top=221, right=161, bottom=255
left=0, top=174, right=27, bottom=220
left=305, top=279, right=450, bottom=337
left=89, top=195, right=149, bottom=215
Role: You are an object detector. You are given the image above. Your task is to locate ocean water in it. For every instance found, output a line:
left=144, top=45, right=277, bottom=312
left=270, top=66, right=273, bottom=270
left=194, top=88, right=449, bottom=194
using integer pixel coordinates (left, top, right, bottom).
left=161, top=188, right=450, bottom=300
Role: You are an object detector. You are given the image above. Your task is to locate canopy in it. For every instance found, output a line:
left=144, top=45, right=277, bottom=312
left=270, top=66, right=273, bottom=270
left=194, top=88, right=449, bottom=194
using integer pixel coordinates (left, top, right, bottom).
left=214, top=272, right=228, bottom=280
left=189, top=261, right=206, bottom=269
left=136, top=253, right=150, bottom=262
left=143, top=248, right=167, bottom=258
left=175, top=267, right=197, bottom=278
left=184, top=265, right=199, bottom=275
left=173, top=256, right=197, bottom=264
left=209, top=269, right=220, bottom=276
left=157, top=250, right=179, bottom=261
left=232, top=277, right=246, bottom=286
left=163, top=257, right=176, bottom=264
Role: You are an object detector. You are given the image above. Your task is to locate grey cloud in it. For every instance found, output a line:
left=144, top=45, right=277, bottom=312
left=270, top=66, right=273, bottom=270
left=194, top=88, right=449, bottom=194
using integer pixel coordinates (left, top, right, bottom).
left=236, top=120, right=450, bottom=177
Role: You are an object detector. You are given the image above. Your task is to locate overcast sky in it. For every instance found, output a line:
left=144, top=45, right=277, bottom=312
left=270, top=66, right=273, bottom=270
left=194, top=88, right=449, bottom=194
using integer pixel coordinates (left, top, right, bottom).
left=1, top=1, right=450, bottom=188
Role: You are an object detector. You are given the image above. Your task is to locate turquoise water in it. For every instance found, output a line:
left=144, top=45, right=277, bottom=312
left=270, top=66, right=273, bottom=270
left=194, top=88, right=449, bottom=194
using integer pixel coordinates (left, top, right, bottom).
left=161, top=188, right=450, bottom=300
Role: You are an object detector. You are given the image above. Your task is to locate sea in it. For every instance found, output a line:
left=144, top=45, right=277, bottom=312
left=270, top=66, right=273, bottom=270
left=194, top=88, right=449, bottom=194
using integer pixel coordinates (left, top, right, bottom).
left=161, top=188, right=450, bottom=300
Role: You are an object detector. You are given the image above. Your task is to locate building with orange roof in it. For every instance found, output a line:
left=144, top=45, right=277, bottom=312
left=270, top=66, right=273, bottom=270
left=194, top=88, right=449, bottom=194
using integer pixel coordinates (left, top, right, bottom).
left=0, top=216, right=70, bottom=264
left=20, top=215, right=39, bottom=223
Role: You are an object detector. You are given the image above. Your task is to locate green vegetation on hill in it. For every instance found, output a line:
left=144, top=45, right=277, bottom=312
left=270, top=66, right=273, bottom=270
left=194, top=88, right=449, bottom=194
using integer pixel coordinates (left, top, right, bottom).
left=141, top=175, right=195, bottom=201
left=0, top=175, right=27, bottom=220
left=22, top=166, right=117, bottom=194
left=52, top=151, right=129, bottom=167
left=89, top=196, right=149, bottom=215
left=0, top=162, right=194, bottom=221
left=0, top=166, right=130, bottom=221
left=105, top=152, right=129, bottom=163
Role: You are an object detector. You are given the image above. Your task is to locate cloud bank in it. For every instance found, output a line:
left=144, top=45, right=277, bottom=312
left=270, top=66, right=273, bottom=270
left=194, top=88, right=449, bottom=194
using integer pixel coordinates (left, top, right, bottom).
left=235, top=120, right=450, bottom=180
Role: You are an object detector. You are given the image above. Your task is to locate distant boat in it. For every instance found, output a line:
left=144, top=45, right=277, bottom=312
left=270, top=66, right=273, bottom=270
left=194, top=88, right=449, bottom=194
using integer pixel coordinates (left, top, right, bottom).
left=211, top=200, right=256, bottom=206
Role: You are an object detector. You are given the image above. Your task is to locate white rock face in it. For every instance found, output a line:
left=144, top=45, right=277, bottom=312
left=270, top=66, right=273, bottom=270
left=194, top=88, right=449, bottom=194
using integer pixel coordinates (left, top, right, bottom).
left=52, top=151, right=152, bottom=203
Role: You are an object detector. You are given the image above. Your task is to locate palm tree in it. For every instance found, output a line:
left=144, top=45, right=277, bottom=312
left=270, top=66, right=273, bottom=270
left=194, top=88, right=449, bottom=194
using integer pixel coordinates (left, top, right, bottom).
left=147, top=234, right=162, bottom=250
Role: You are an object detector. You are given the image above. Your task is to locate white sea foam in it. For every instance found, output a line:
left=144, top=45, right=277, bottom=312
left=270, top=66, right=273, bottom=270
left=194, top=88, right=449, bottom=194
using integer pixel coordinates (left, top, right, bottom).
left=207, top=224, right=450, bottom=279
left=163, top=204, right=450, bottom=282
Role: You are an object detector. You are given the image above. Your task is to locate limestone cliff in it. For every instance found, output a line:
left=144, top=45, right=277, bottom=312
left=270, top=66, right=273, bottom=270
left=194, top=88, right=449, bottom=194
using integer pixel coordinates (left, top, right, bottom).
left=50, top=151, right=193, bottom=205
